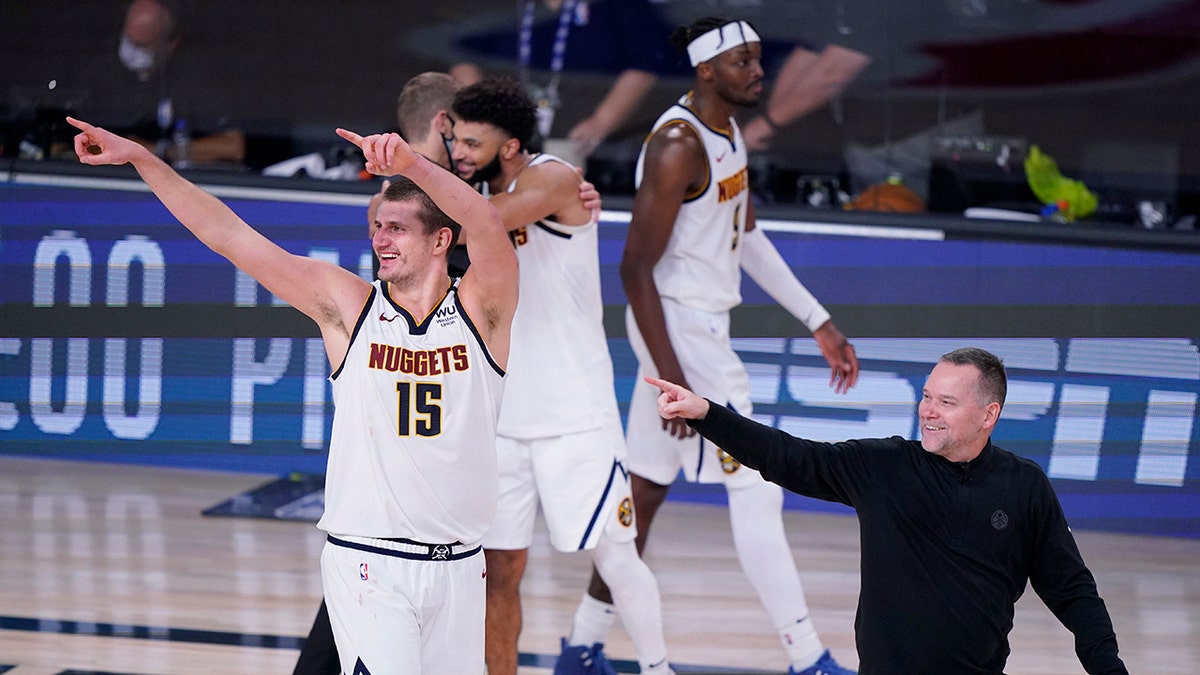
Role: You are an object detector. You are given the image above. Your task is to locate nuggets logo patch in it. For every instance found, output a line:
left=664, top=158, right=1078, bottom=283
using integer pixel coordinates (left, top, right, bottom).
left=717, top=447, right=741, bottom=474
left=617, top=497, right=634, bottom=528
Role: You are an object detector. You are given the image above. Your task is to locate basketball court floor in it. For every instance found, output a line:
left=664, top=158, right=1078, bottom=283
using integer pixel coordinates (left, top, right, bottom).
left=2, top=455, right=1198, bottom=674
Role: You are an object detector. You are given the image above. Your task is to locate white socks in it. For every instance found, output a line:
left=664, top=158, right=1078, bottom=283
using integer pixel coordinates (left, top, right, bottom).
left=588, top=537, right=671, bottom=673
left=567, top=592, right=616, bottom=647
left=727, top=479, right=826, bottom=669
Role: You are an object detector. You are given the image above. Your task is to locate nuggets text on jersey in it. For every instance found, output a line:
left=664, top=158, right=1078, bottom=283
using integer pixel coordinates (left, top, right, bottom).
left=368, top=343, right=469, bottom=376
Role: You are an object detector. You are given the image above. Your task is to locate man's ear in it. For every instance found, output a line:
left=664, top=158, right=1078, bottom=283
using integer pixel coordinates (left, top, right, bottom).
left=434, top=227, right=453, bottom=254
left=696, top=62, right=715, bottom=83
left=982, top=401, right=1001, bottom=430
left=500, top=136, right=522, bottom=161
left=435, top=109, right=454, bottom=138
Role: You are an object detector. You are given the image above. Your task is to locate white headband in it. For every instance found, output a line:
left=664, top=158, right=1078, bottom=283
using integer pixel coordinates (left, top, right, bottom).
left=686, top=21, right=761, bottom=67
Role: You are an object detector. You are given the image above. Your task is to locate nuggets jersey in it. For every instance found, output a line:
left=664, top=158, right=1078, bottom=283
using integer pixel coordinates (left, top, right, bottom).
left=634, top=95, right=750, bottom=313
left=492, top=154, right=623, bottom=439
left=317, top=279, right=505, bottom=544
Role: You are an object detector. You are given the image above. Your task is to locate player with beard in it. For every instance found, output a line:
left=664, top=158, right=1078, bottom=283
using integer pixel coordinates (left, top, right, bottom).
left=565, top=17, right=861, bottom=675
left=451, top=77, right=675, bottom=675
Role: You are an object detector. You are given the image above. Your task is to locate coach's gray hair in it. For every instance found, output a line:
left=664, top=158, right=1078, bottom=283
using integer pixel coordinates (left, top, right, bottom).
left=940, top=347, right=1007, bottom=410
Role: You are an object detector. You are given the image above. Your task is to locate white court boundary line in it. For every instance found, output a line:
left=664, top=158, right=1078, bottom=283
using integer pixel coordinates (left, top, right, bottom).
left=7, top=171, right=944, bottom=241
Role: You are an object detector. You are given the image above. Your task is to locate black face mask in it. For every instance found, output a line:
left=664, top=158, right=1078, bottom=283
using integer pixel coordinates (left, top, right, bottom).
left=441, top=132, right=457, bottom=177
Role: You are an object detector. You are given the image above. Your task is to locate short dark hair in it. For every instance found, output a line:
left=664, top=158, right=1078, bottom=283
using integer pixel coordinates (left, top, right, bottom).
left=941, top=347, right=1007, bottom=410
left=452, top=76, right=538, bottom=149
left=396, top=72, right=459, bottom=142
left=382, top=177, right=461, bottom=251
left=669, top=16, right=756, bottom=58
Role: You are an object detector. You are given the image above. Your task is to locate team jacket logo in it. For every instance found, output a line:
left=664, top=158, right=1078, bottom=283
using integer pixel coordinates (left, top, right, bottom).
left=991, top=510, right=1010, bottom=531
left=717, top=447, right=741, bottom=474
left=368, top=342, right=469, bottom=376
left=617, top=497, right=634, bottom=528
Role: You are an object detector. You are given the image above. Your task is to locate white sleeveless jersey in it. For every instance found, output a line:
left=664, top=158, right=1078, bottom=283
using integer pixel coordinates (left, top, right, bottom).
left=492, top=154, right=622, bottom=439
left=317, top=279, right=505, bottom=544
left=634, top=95, right=750, bottom=312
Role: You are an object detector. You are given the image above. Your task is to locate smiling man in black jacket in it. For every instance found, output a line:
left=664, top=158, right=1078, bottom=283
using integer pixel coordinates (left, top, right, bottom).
left=642, top=346, right=1127, bottom=675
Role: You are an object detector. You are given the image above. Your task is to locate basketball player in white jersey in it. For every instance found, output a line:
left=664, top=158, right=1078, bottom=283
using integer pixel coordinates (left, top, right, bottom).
left=294, top=71, right=607, bottom=675
left=566, top=18, right=861, bottom=675
left=451, top=77, right=674, bottom=675
left=67, top=117, right=518, bottom=675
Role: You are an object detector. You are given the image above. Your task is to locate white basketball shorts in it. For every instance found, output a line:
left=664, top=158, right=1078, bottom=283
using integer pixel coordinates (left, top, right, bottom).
left=624, top=301, right=763, bottom=488
left=321, top=534, right=486, bottom=674
left=482, top=425, right=637, bottom=552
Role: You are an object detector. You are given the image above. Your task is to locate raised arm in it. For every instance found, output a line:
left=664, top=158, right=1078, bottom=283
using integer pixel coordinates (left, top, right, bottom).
left=338, top=128, right=517, bottom=357
left=620, top=123, right=706, bottom=438
left=69, top=117, right=369, bottom=366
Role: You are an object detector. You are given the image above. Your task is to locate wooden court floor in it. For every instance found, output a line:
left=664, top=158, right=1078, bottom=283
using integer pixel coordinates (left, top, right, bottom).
left=1, top=455, right=1198, bottom=674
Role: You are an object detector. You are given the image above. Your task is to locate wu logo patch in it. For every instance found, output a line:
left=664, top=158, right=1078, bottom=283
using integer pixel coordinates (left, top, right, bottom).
left=617, top=497, right=634, bottom=528
left=434, top=304, right=458, bottom=327
left=991, top=510, right=1010, bottom=531
left=717, top=447, right=741, bottom=474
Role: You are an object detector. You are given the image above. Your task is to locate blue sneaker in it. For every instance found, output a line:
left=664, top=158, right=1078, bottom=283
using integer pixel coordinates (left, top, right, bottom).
left=553, top=637, right=618, bottom=675
left=789, top=649, right=856, bottom=675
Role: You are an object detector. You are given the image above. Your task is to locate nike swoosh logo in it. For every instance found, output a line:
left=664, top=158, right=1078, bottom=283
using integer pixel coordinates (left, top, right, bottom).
left=716, top=152, right=727, bottom=162
left=379, top=313, right=398, bottom=322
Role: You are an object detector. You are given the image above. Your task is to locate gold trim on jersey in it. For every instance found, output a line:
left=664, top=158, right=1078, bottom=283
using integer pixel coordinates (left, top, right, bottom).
left=643, top=119, right=711, bottom=203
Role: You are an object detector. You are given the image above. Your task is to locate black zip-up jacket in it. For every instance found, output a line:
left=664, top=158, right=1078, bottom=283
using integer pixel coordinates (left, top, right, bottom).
left=690, top=402, right=1127, bottom=675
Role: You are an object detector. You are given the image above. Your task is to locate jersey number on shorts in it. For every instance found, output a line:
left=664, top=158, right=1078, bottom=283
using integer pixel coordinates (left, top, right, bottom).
left=395, top=381, right=442, bottom=437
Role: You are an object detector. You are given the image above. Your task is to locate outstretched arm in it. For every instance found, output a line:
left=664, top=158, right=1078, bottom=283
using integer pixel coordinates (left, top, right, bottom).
left=69, top=117, right=369, bottom=365
left=567, top=69, right=657, bottom=158
left=645, top=376, right=710, bottom=421
left=742, top=44, right=870, bottom=152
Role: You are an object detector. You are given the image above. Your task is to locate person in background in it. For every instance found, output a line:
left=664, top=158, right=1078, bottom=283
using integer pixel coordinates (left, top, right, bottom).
left=81, top=0, right=245, bottom=166
left=738, top=42, right=869, bottom=152
left=568, top=16, right=860, bottom=675
left=451, top=76, right=674, bottom=675
left=450, top=0, right=684, bottom=161
left=642, top=347, right=1128, bottom=675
